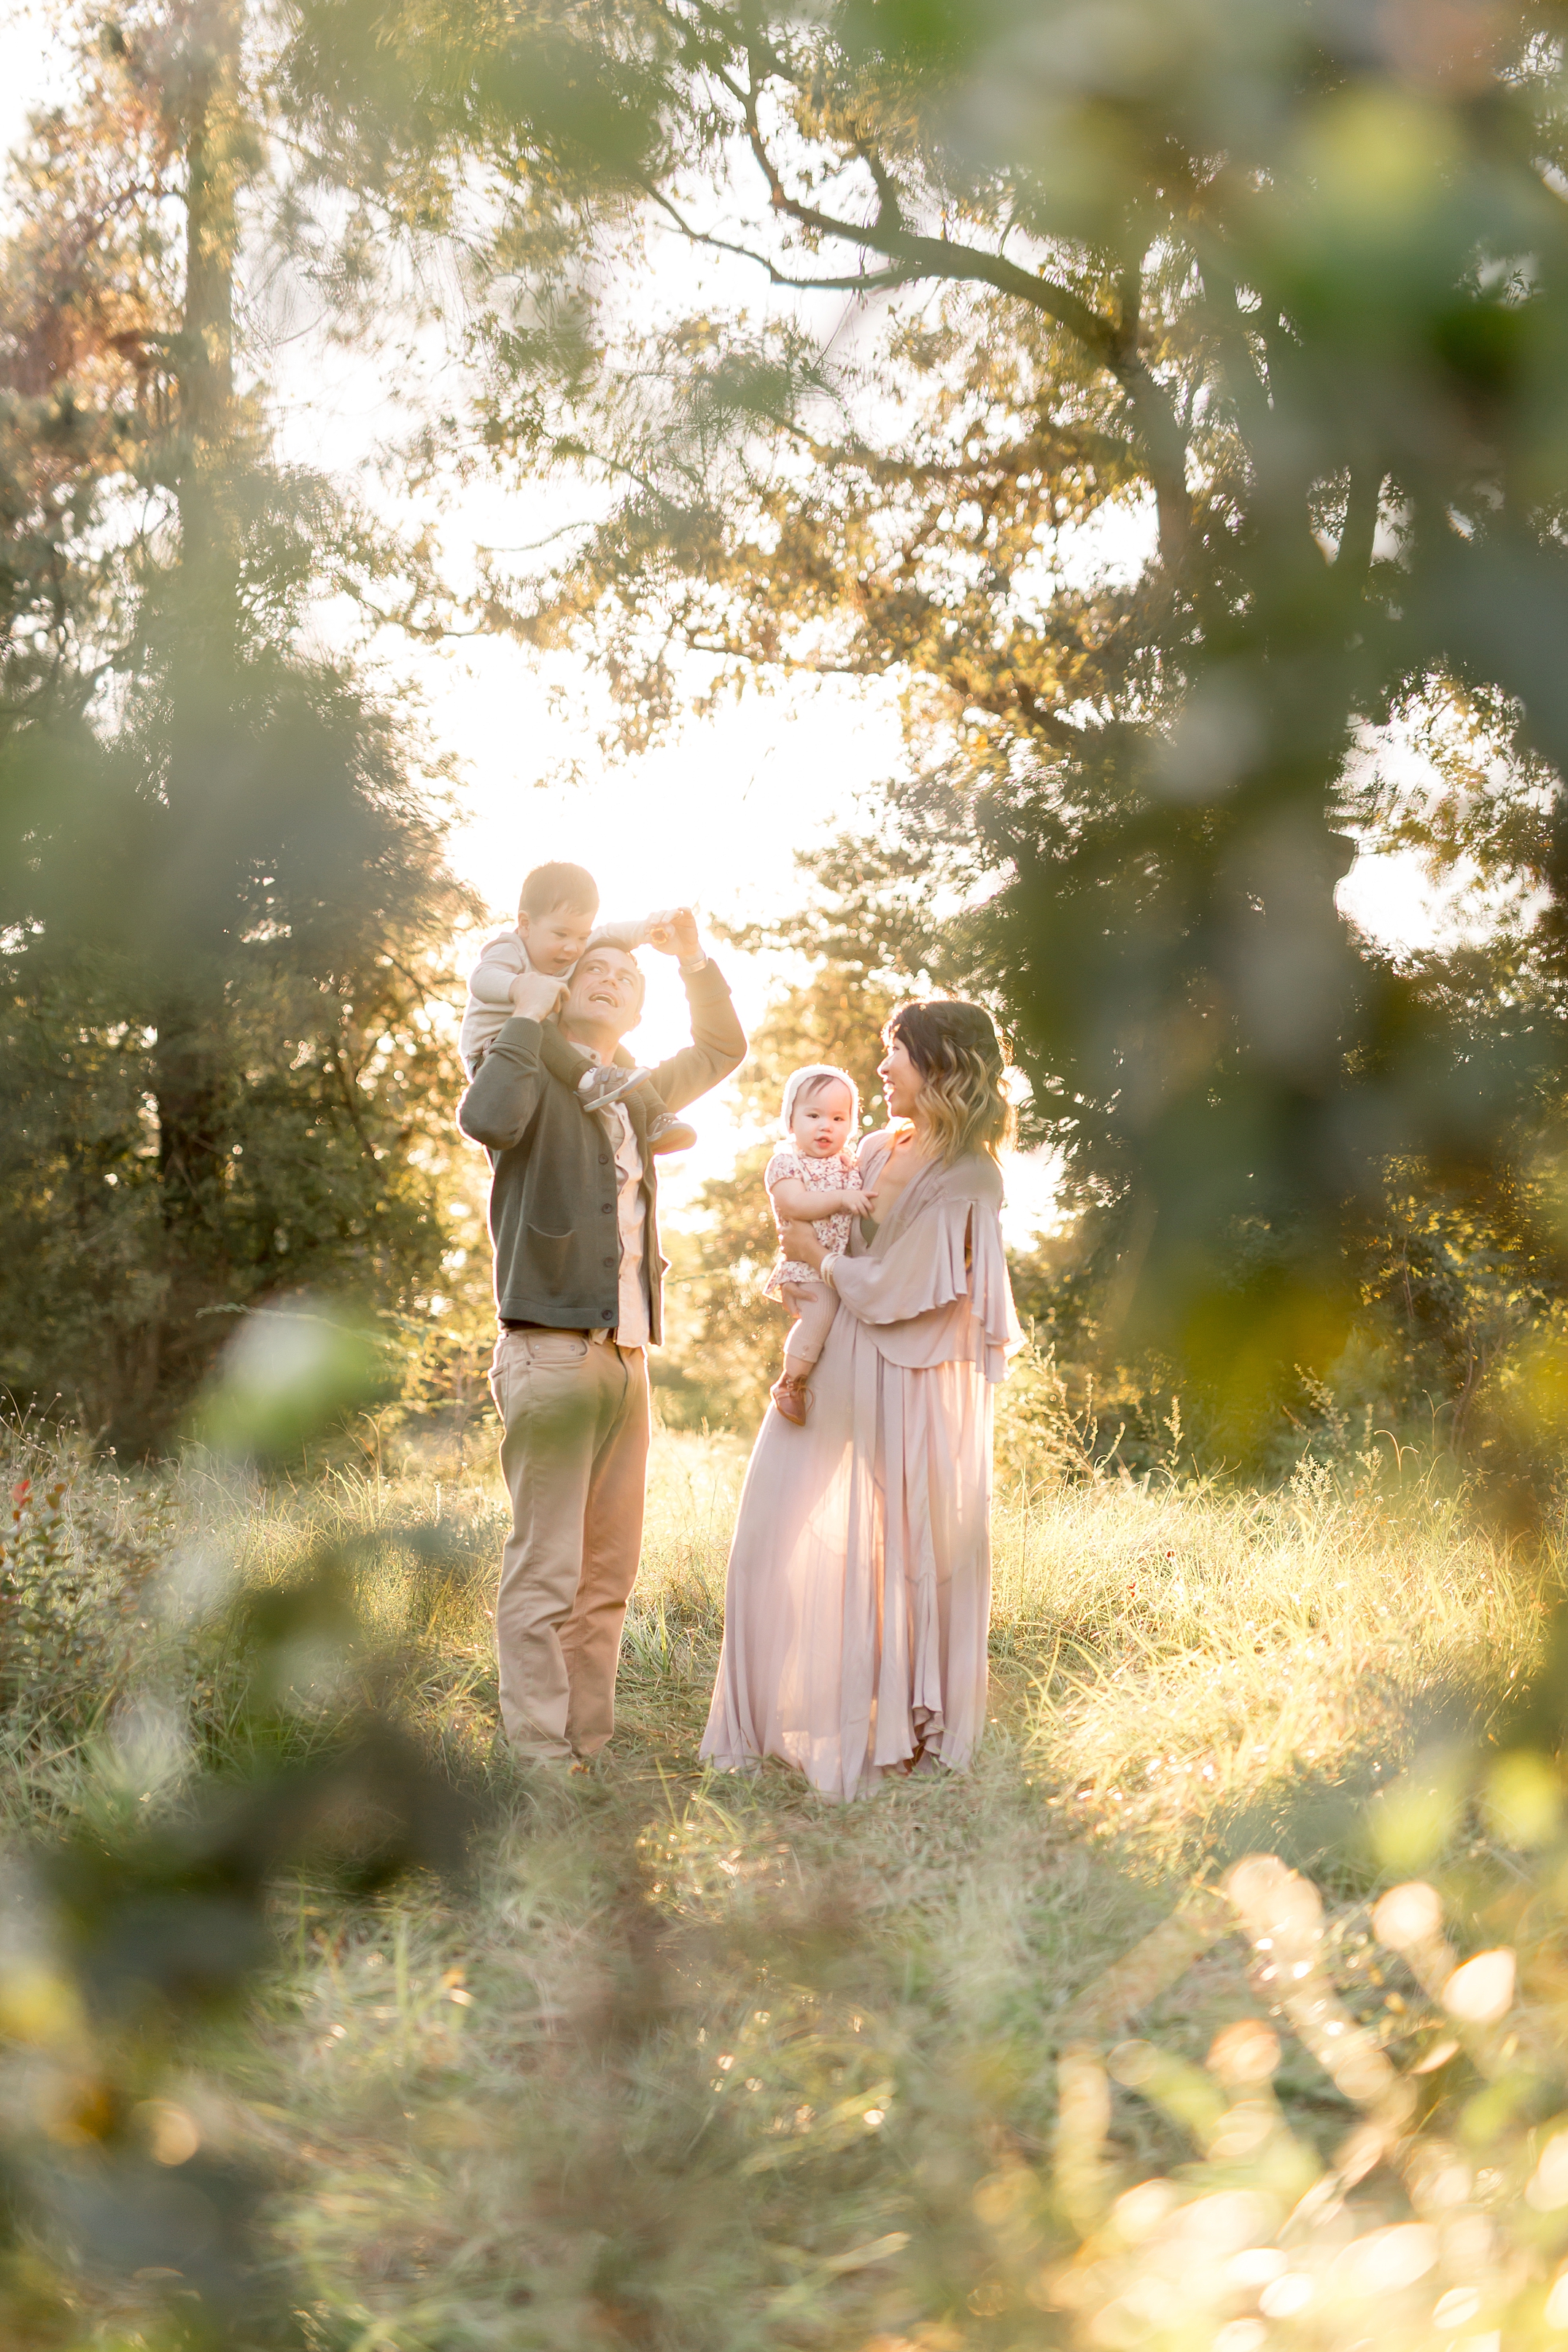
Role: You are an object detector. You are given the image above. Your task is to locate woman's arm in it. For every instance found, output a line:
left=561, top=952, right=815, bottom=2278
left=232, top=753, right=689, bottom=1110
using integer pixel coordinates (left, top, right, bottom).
left=780, top=1218, right=831, bottom=1269
left=795, top=1176, right=999, bottom=1324
left=790, top=1166, right=1019, bottom=1372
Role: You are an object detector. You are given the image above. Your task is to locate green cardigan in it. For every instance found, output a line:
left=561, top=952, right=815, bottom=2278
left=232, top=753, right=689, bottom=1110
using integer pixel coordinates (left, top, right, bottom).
left=456, top=961, right=746, bottom=1341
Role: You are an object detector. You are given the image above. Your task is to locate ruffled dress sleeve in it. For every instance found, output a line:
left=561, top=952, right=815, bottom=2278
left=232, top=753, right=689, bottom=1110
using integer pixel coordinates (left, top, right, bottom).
left=830, top=1158, right=1022, bottom=1381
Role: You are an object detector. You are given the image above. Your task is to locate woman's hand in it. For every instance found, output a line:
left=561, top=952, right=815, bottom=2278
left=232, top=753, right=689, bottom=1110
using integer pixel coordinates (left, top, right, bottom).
left=780, top=1217, right=826, bottom=1270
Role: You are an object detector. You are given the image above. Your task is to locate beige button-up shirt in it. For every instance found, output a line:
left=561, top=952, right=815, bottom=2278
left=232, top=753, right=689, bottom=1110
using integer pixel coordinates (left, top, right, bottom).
left=605, top=1101, right=650, bottom=1348
left=581, top=966, right=711, bottom=1347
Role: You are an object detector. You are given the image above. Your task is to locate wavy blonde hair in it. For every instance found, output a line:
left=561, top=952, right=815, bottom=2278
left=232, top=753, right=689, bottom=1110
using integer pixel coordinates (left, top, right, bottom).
left=885, top=999, right=1015, bottom=1166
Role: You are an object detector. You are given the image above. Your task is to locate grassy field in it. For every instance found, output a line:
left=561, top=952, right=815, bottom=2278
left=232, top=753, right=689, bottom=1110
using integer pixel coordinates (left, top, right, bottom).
left=5, top=1418, right=1568, bottom=2349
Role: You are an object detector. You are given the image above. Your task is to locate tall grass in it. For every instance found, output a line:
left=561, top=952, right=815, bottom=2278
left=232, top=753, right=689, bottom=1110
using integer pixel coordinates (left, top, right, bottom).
left=995, top=1458, right=1540, bottom=1874
left=3, top=1419, right=1567, bottom=2349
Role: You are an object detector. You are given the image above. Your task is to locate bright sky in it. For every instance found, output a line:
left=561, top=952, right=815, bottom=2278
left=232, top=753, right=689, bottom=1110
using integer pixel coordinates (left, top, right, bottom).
left=0, top=4, right=1446, bottom=1244
left=275, top=313, right=931, bottom=1221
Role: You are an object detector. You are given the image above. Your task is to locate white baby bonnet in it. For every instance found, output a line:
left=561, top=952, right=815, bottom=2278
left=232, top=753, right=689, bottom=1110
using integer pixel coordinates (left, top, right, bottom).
left=781, top=1063, right=860, bottom=1137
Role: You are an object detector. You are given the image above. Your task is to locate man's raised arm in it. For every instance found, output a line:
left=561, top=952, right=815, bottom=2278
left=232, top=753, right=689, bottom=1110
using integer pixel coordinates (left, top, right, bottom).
left=646, top=960, right=747, bottom=1112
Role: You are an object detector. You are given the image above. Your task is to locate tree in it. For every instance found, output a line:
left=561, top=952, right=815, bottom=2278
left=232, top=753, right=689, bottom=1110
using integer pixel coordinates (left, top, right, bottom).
left=0, top=4, right=478, bottom=1449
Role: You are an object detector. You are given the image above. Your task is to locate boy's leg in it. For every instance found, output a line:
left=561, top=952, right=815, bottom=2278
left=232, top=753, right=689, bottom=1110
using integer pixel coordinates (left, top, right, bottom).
left=559, top=1343, right=651, bottom=1756
left=491, top=1330, right=621, bottom=1760
left=536, top=1022, right=595, bottom=1090
left=538, top=1021, right=667, bottom=1123
left=629, top=1080, right=697, bottom=1154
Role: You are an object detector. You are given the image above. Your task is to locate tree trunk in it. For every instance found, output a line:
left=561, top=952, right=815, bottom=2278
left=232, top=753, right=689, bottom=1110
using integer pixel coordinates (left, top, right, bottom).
left=149, top=0, right=247, bottom=1427
left=172, top=0, right=241, bottom=570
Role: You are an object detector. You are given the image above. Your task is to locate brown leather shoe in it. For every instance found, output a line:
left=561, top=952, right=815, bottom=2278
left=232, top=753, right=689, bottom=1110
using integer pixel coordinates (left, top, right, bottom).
left=770, top=1372, right=812, bottom=1424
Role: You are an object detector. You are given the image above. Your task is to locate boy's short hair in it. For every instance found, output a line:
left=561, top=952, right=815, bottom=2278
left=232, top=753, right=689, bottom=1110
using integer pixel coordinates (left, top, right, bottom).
left=519, top=862, right=598, bottom=920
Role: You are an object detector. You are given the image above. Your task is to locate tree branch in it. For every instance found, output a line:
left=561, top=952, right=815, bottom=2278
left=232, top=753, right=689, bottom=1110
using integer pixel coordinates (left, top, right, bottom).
left=640, top=182, right=917, bottom=293
left=1196, top=260, right=1276, bottom=451
left=737, top=116, right=1118, bottom=360
left=1335, top=463, right=1384, bottom=584
left=709, top=57, right=1193, bottom=565
left=1105, top=250, right=1190, bottom=567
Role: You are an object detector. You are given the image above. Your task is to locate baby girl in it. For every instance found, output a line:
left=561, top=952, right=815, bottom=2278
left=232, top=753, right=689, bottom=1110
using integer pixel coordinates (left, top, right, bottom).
left=764, top=1064, right=874, bottom=1424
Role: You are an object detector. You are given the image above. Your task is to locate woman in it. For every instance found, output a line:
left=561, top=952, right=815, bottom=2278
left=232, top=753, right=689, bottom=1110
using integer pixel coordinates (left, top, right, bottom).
left=700, top=1000, right=1020, bottom=1800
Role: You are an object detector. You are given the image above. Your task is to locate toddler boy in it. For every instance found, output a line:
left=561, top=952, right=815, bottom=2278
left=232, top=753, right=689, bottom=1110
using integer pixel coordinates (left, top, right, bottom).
left=460, top=863, right=696, bottom=1153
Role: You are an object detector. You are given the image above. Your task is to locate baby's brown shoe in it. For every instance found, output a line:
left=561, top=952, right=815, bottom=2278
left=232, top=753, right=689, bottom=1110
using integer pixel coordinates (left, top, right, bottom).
left=770, top=1372, right=812, bottom=1425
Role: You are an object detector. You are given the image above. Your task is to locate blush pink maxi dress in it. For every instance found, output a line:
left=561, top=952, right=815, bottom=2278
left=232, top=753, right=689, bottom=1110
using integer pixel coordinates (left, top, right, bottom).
left=700, top=1132, right=1020, bottom=1800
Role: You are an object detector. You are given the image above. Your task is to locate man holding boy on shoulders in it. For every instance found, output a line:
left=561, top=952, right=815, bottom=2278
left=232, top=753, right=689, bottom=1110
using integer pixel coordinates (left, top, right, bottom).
left=457, top=910, right=745, bottom=1768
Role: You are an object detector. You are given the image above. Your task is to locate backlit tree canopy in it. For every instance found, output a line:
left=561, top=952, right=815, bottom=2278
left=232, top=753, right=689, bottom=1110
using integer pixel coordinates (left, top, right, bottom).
left=276, top=0, right=1568, bottom=1428
left=12, top=0, right=1568, bottom=1448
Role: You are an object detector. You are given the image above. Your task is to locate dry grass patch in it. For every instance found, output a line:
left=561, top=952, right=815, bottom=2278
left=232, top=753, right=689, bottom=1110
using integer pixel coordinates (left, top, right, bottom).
left=1000, top=1461, right=1546, bottom=1871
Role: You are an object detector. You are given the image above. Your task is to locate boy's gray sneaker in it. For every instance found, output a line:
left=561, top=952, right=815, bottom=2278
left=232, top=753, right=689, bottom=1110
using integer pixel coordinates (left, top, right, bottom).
left=578, top=1062, right=653, bottom=1112
left=646, top=1111, right=697, bottom=1154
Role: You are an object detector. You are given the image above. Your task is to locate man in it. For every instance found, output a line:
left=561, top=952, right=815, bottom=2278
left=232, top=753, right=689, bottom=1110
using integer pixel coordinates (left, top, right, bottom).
left=457, top=911, right=745, bottom=1766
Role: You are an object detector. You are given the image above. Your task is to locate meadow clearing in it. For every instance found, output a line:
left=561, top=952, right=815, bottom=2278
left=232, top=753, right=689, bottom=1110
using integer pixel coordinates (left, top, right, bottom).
left=5, top=1395, right=1568, bottom=2351
left=3, top=1392, right=1568, bottom=2352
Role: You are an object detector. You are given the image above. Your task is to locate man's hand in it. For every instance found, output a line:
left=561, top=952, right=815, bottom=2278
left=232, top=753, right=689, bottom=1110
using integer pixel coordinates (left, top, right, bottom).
left=508, top=969, right=567, bottom=1022
left=648, top=907, right=703, bottom=965
left=780, top=1218, right=827, bottom=1270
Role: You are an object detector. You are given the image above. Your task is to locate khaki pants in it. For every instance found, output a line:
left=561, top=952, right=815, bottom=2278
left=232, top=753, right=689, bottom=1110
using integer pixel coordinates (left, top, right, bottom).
left=488, top=1329, right=651, bottom=1761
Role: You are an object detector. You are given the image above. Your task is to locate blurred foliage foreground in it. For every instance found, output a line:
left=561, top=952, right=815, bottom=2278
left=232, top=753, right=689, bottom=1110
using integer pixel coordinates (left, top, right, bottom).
left=7, top=1319, right=1568, bottom=2347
